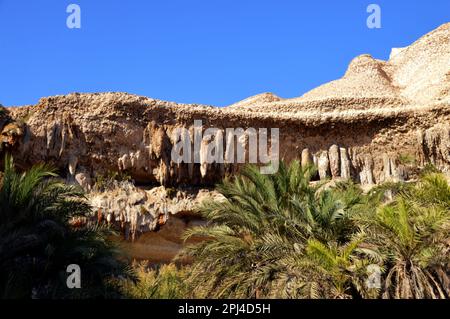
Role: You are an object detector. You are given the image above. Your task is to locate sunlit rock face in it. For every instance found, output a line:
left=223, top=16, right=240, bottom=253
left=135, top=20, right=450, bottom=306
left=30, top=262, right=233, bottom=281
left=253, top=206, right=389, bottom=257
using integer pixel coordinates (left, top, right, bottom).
left=86, top=181, right=222, bottom=242
left=1, top=23, right=449, bottom=189
left=0, top=24, right=448, bottom=246
left=0, top=121, right=24, bottom=152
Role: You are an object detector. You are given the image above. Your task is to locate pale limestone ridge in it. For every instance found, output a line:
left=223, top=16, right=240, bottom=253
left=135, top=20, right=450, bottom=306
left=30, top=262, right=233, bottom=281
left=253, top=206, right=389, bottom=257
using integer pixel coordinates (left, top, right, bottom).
left=230, top=22, right=450, bottom=113
left=389, top=22, right=450, bottom=104
left=228, top=93, right=283, bottom=109
left=2, top=23, right=449, bottom=189
left=6, top=23, right=450, bottom=121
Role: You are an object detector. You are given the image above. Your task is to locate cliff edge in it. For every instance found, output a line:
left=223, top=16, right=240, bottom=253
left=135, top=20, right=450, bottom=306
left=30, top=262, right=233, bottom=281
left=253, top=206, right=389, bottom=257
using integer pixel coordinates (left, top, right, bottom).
left=2, top=23, right=449, bottom=188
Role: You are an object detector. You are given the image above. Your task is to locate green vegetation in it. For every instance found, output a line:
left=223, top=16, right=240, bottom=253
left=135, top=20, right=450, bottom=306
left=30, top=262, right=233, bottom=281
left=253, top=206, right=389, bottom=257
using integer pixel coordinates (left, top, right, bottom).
left=93, top=170, right=132, bottom=191
left=16, top=110, right=34, bottom=125
left=178, top=161, right=450, bottom=299
left=165, top=187, right=177, bottom=199
left=0, top=155, right=132, bottom=299
left=398, top=153, right=417, bottom=166
left=0, top=157, right=448, bottom=299
left=118, top=263, right=188, bottom=299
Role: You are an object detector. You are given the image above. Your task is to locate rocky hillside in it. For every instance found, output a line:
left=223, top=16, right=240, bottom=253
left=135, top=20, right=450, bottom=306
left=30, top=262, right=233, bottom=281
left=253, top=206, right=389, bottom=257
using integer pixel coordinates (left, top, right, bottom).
left=1, top=23, right=449, bottom=190
left=0, top=23, right=448, bottom=248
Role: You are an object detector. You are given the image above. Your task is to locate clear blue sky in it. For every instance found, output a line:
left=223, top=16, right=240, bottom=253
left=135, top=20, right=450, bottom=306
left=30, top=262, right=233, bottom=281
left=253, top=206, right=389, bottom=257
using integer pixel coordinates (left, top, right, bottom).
left=0, top=0, right=448, bottom=107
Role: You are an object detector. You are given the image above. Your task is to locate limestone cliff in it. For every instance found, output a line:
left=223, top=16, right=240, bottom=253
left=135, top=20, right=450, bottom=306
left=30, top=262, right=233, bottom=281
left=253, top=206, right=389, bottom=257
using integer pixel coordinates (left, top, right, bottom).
left=2, top=23, right=449, bottom=189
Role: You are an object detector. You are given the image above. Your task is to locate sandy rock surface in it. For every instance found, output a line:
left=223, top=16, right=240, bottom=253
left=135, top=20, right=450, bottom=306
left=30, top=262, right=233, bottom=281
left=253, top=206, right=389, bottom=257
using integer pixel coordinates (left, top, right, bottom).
left=1, top=23, right=449, bottom=188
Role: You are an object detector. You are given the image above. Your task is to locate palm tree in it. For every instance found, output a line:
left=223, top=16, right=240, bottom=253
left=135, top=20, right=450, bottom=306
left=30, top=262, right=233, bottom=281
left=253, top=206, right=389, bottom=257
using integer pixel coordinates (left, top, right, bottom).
left=179, top=161, right=365, bottom=298
left=301, top=237, right=382, bottom=298
left=0, top=155, right=131, bottom=299
left=364, top=173, right=450, bottom=299
left=409, top=172, right=450, bottom=209
left=180, top=160, right=450, bottom=299
left=119, top=263, right=188, bottom=299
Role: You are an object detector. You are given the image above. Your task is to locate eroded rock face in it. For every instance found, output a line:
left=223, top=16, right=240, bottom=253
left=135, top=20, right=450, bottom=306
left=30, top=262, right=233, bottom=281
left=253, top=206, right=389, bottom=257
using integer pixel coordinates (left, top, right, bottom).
left=419, top=124, right=450, bottom=169
left=0, top=121, right=24, bottom=151
left=359, top=155, right=374, bottom=186
left=301, top=148, right=312, bottom=167
left=340, top=147, right=351, bottom=180
left=2, top=91, right=449, bottom=187
left=88, top=181, right=223, bottom=241
left=328, top=145, right=340, bottom=179
left=1, top=23, right=449, bottom=188
left=0, top=25, right=448, bottom=246
left=317, top=151, right=330, bottom=180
